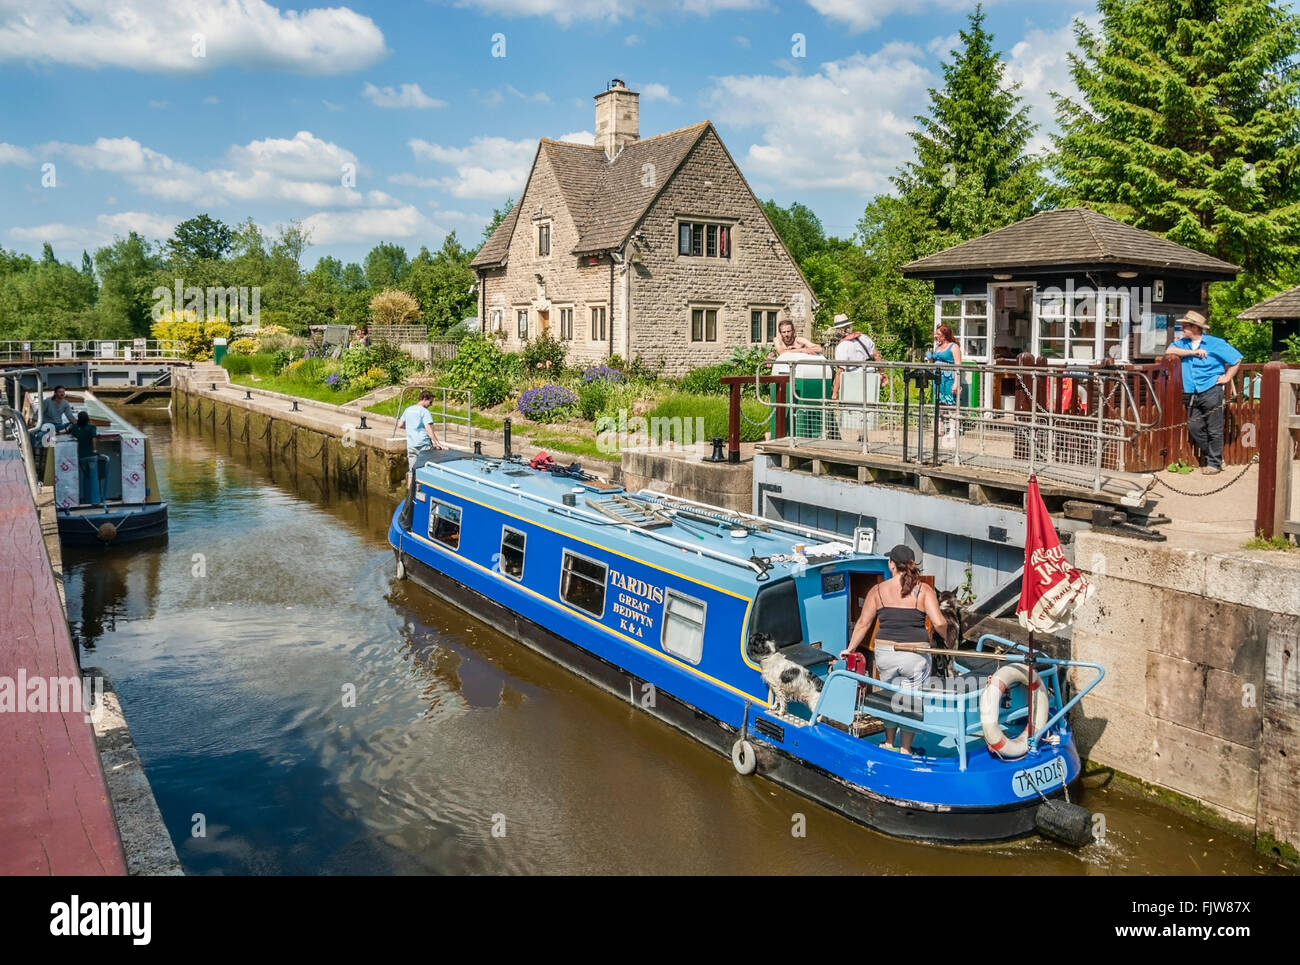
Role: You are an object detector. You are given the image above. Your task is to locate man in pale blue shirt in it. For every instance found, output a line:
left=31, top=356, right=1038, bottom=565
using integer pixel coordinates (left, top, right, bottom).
left=1165, top=310, right=1242, bottom=474
left=397, top=389, right=445, bottom=476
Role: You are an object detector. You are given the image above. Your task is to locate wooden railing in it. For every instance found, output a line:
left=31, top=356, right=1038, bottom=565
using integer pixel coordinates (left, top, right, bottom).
left=1256, top=363, right=1300, bottom=540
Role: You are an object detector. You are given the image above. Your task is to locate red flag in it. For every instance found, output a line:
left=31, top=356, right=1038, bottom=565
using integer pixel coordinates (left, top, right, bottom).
left=1018, top=475, right=1095, bottom=633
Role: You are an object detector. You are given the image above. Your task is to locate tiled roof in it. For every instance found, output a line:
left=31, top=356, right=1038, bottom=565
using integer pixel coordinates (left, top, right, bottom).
left=471, top=123, right=710, bottom=268
left=1237, top=285, right=1300, bottom=321
left=901, top=208, right=1241, bottom=278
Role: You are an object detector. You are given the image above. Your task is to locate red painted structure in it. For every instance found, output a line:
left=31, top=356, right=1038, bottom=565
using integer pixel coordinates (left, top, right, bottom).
left=0, top=442, right=126, bottom=875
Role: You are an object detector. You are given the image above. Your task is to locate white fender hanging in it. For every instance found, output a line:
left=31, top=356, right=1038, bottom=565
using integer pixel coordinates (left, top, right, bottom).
left=979, top=662, right=1049, bottom=759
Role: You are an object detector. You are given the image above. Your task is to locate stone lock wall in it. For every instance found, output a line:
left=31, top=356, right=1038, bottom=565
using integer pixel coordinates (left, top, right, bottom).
left=1072, top=531, right=1299, bottom=857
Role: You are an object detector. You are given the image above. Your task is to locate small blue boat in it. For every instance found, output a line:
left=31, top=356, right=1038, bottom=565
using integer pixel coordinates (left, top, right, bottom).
left=388, top=450, right=1105, bottom=844
left=40, top=392, right=168, bottom=547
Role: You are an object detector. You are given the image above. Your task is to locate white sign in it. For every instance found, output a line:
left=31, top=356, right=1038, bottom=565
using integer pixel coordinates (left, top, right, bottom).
left=1011, top=756, right=1066, bottom=798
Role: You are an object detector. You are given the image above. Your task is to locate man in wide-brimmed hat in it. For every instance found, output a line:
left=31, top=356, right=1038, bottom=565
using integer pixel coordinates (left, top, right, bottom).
left=829, top=313, right=883, bottom=441
left=1164, top=309, right=1241, bottom=474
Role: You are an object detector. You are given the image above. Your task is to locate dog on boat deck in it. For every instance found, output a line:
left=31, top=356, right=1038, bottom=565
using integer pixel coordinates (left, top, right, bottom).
left=749, top=633, right=823, bottom=716
left=931, top=591, right=964, bottom=677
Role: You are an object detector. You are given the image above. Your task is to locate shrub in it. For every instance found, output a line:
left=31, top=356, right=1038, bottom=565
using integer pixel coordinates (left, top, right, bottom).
left=227, top=337, right=259, bottom=355
left=446, top=333, right=519, bottom=402
left=223, top=354, right=253, bottom=376
left=648, top=393, right=770, bottom=443
left=518, top=383, right=578, bottom=423
left=521, top=332, right=568, bottom=375
left=369, top=288, right=421, bottom=327
left=627, top=354, right=664, bottom=381
left=151, top=312, right=232, bottom=361
left=578, top=379, right=612, bottom=420
left=1282, top=334, right=1300, bottom=365
left=678, top=362, right=734, bottom=395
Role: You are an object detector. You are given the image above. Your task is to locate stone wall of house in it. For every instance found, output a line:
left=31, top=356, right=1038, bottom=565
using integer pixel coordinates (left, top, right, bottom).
left=629, top=128, right=814, bottom=376
left=1071, top=532, right=1299, bottom=857
left=482, top=148, right=620, bottom=367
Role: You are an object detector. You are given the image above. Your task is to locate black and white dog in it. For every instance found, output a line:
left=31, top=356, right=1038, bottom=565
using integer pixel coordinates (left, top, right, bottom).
left=748, top=633, right=823, bottom=715
left=931, top=591, right=965, bottom=677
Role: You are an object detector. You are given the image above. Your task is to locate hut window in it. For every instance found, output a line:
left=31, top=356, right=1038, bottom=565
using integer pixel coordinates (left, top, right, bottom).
left=428, top=499, right=462, bottom=550
left=560, top=551, right=607, bottom=617
left=500, top=526, right=526, bottom=580
left=661, top=590, right=706, bottom=664
left=935, top=295, right=989, bottom=360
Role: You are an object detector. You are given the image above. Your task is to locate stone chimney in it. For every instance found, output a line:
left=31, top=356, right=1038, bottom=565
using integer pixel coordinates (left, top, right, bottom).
left=594, top=79, right=639, bottom=160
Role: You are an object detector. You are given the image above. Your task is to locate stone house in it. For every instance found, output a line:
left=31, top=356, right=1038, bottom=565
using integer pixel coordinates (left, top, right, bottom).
left=471, top=80, right=815, bottom=375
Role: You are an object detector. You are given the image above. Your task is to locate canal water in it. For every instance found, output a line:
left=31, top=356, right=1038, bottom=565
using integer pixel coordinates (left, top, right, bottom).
left=64, top=405, right=1282, bottom=875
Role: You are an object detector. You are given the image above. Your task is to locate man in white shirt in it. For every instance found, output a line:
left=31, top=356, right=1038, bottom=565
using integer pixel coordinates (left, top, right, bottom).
left=829, top=314, right=883, bottom=441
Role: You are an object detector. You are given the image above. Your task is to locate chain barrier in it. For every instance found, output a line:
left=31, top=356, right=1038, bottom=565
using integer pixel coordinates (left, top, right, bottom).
left=1152, top=454, right=1259, bottom=497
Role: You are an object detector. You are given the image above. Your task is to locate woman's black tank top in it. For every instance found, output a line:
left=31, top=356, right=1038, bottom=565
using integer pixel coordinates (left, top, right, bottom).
left=875, top=588, right=929, bottom=644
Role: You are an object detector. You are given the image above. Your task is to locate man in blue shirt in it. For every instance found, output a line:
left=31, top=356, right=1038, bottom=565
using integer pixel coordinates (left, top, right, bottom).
left=1165, top=310, right=1242, bottom=474
left=397, top=389, right=445, bottom=478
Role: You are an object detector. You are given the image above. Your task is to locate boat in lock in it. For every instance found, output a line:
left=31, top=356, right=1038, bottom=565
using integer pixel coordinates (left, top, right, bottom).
left=388, top=449, right=1105, bottom=844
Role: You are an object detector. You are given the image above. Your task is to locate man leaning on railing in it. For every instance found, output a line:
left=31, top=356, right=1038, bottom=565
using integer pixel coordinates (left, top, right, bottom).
left=1163, top=310, right=1242, bottom=475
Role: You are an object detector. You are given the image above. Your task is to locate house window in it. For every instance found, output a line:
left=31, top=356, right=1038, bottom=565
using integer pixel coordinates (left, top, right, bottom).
left=1034, top=289, right=1129, bottom=363
left=428, top=498, right=462, bottom=550
left=661, top=589, right=706, bottom=664
left=537, top=223, right=551, bottom=257
left=488, top=309, right=503, bottom=333
left=751, top=308, right=778, bottom=343
left=560, top=550, right=607, bottom=617
left=935, top=295, right=990, bottom=360
left=500, top=526, right=525, bottom=580
left=678, top=221, right=731, bottom=259
left=691, top=307, right=719, bottom=342
left=590, top=306, right=607, bottom=342
left=559, top=307, right=574, bottom=341
left=517, top=309, right=528, bottom=339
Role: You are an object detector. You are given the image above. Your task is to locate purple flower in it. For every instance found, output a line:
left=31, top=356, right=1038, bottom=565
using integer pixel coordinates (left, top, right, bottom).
left=583, top=365, right=624, bottom=384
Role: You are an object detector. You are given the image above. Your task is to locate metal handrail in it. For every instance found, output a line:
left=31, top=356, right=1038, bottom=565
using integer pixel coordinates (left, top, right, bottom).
left=0, top=338, right=185, bottom=362
left=0, top=405, right=40, bottom=501
left=389, top=385, right=474, bottom=450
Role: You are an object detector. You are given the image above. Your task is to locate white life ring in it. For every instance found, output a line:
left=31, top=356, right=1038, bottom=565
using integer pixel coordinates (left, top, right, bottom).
left=731, top=738, right=757, bottom=776
left=979, top=663, right=1049, bottom=759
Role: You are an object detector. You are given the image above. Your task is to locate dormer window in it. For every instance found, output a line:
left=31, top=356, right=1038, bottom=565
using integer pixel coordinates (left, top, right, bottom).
left=537, top=223, right=551, bottom=258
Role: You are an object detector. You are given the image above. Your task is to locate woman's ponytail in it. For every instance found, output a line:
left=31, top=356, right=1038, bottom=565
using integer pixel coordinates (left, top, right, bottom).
left=897, top=559, right=921, bottom=597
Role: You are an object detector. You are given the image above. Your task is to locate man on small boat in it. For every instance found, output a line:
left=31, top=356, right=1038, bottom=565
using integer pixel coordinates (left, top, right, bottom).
left=398, top=389, right=446, bottom=477
left=41, top=385, right=76, bottom=428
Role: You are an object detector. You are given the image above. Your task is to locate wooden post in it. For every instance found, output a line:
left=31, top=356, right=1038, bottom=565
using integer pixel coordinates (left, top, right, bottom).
left=775, top=380, right=788, bottom=439
left=728, top=379, right=741, bottom=463
left=1256, top=362, right=1285, bottom=538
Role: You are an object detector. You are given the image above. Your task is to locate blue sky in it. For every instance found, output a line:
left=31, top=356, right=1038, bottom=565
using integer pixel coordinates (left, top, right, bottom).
left=0, top=0, right=1093, bottom=269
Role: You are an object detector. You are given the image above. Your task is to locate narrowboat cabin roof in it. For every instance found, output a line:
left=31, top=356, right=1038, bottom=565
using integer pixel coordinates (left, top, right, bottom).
left=414, top=451, right=882, bottom=595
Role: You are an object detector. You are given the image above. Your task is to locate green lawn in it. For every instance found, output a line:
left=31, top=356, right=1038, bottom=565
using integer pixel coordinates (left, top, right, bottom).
left=228, top=372, right=371, bottom=405
left=525, top=431, right=620, bottom=464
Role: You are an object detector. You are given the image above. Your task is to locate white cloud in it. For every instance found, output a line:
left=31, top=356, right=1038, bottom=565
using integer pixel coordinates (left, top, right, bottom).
left=362, top=82, right=445, bottom=109
left=505, top=85, right=550, bottom=103
left=41, top=131, right=370, bottom=208
left=8, top=211, right=180, bottom=250
left=452, top=0, right=766, bottom=24
left=806, top=0, right=989, bottom=33
left=703, top=45, right=934, bottom=192
left=638, top=82, right=679, bottom=104
left=203, top=95, right=220, bottom=105
left=148, top=99, right=169, bottom=109
left=557, top=130, right=595, bottom=145
left=408, top=135, right=537, bottom=199
left=0, top=0, right=387, bottom=74
left=625, top=34, right=640, bottom=45
left=926, top=32, right=960, bottom=55
left=734, top=35, right=751, bottom=47
left=0, top=142, right=34, bottom=164
left=300, top=205, right=429, bottom=244
left=322, top=99, right=344, bottom=111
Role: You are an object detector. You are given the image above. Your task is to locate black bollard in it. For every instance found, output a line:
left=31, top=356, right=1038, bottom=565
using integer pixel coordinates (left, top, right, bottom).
left=291, top=400, right=300, bottom=412
left=473, top=441, right=482, bottom=456
left=210, top=382, right=216, bottom=392
left=244, top=390, right=253, bottom=400
left=703, top=436, right=727, bottom=463
left=358, top=415, right=369, bottom=430
left=503, top=418, right=512, bottom=459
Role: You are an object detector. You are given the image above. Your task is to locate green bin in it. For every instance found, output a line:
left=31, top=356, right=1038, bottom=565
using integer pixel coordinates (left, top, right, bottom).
left=213, top=337, right=228, bottom=366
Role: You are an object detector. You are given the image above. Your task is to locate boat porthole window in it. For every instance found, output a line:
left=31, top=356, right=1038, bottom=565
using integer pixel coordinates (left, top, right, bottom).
left=661, top=589, right=706, bottom=665
left=500, top=526, right=526, bottom=580
left=428, top=498, right=462, bottom=550
left=560, top=550, right=607, bottom=618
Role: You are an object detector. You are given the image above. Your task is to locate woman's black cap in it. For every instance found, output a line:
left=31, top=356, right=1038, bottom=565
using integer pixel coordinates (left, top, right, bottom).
left=888, top=544, right=915, bottom=565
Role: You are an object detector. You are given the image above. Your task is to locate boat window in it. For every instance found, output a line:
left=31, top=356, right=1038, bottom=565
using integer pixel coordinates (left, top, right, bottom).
left=500, top=526, right=526, bottom=580
left=560, top=551, right=607, bottom=617
left=751, top=579, right=802, bottom=648
left=661, top=590, right=706, bottom=664
left=428, top=499, right=462, bottom=550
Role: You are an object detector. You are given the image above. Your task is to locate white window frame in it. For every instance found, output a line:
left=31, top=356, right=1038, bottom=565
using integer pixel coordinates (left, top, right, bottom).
left=589, top=305, right=607, bottom=342
left=557, top=306, right=574, bottom=341
left=750, top=306, right=779, bottom=344
left=536, top=221, right=551, bottom=258
left=661, top=588, right=707, bottom=665
left=1033, top=287, right=1131, bottom=364
left=677, top=219, right=733, bottom=260
left=516, top=308, right=529, bottom=340
left=934, top=294, right=990, bottom=361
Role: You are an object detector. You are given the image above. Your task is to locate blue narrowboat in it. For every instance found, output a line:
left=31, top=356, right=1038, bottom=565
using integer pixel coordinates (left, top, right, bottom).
left=388, top=450, right=1105, bottom=844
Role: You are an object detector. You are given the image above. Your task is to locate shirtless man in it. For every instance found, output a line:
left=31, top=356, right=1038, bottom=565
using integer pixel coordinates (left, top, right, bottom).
left=769, top=316, right=823, bottom=357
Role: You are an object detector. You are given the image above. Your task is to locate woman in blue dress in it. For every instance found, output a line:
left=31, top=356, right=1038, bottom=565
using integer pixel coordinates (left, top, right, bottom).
left=928, top=324, right=962, bottom=446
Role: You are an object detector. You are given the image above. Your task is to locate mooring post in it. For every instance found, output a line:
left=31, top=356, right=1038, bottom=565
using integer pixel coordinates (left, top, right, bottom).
left=503, top=418, right=512, bottom=459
